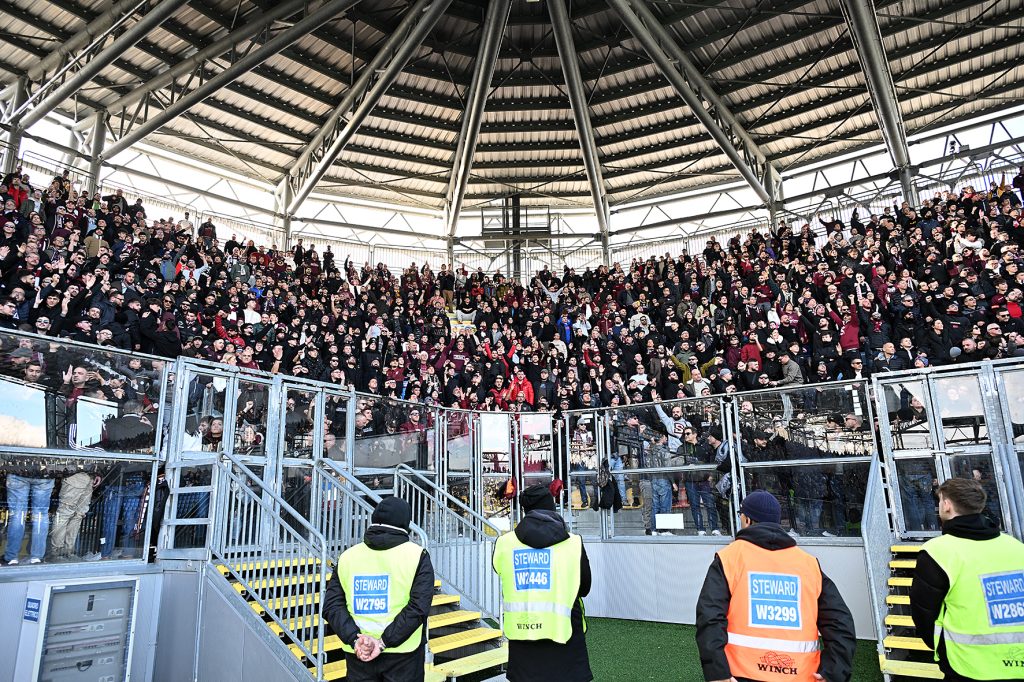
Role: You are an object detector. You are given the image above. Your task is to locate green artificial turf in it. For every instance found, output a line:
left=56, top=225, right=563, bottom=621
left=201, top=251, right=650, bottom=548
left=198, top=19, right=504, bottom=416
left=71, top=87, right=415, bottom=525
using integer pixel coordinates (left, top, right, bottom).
left=584, top=617, right=884, bottom=681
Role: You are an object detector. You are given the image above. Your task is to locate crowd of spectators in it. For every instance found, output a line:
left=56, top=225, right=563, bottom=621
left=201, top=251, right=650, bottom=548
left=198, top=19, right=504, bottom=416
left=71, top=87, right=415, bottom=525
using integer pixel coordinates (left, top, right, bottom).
left=1, top=166, right=1022, bottom=417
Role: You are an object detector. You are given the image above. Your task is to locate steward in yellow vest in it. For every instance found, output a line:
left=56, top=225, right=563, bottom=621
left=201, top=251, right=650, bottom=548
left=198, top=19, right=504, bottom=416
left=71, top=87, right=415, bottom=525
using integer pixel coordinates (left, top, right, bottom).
left=493, top=484, right=593, bottom=682
left=911, top=478, right=1024, bottom=682
left=696, top=490, right=856, bottom=682
left=322, top=498, right=434, bottom=682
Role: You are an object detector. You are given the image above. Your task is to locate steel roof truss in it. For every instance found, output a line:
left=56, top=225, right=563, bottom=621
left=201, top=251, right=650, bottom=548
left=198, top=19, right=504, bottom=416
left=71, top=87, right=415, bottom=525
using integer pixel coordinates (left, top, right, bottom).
left=444, top=0, right=512, bottom=237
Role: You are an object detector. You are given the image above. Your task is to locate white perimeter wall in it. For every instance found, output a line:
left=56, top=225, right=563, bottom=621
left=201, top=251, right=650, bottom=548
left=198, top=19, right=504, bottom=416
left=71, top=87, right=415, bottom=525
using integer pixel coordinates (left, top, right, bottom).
left=583, top=541, right=875, bottom=639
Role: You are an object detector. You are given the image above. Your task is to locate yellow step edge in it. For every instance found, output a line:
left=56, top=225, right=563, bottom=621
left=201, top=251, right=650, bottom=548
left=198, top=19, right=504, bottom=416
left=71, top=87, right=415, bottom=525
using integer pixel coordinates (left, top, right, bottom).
left=885, top=614, right=915, bottom=627
left=884, top=635, right=931, bottom=652
left=431, top=643, right=509, bottom=677
left=434, top=579, right=441, bottom=589
left=251, top=592, right=321, bottom=615
left=429, top=627, right=502, bottom=654
left=886, top=595, right=911, bottom=605
left=218, top=558, right=320, bottom=575
left=270, top=615, right=321, bottom=637
left=314, top=660, right=444, bottom=682
left=289, top=634, right=342, bottom=659
left=431, top=593, right=461, bottom=607
left=232, top=573, right=323, bottom=593
left=889, top=577, right=913, bottom=587
left=891, top=544, right=923, bottom=553
left=428, top=610, right=481, bottom=630
left=879, top=656, right=943, bottom=679
left=890, top=559, right=917, bottom=569
left=322, top=659, right=346, bottom=681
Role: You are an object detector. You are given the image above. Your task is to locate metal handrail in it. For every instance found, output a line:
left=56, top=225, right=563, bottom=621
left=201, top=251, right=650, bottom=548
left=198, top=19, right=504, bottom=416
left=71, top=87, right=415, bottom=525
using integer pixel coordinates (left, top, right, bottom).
left=860, top=457, right=895, bottom=655
left=393, top=464, right=502, bottom=622
left=314, top=459, right=430, bottom=551
left=213, top=452, right=328, bottom=681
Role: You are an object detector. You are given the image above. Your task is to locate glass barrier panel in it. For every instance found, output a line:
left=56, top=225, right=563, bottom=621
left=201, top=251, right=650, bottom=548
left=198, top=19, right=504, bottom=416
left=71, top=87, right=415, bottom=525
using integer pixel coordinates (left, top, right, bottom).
left=894, top=458, right=939, bottom=533
left=182, top=372, right=228, bottom=452
left=284, top=388, right=317, bottom=459
left=881, top=379, right=932, bottom=451
left=0, top=455, right=157, bottom=566
left=444, top=409, right=473, bottom=474
left=235, top=380, right=271, bottom=457
left=173, top=465, right=213, bottom=549
left=933, top=375, right=989, bottom=447
left=282, top=465, right=313, bottom=540
left=946, top=454, right=1005, bottom=530
left=0, top=335, right=166, bottom=455
left=742, top=461, right=870, bottom=537
left=351, top=396, right=434, bottom=470
left=1002, top=369, right=1024, bottom=444
left=738, top=384, right=873, bottom=457
left=323, top=391, right=348, bottom=462
left=522, top=411, right=556, bottom=489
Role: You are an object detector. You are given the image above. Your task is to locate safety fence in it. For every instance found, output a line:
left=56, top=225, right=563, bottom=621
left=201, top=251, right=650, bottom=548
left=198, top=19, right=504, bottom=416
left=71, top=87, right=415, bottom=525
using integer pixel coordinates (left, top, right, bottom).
left=0, top=327, right=1021, bottom=581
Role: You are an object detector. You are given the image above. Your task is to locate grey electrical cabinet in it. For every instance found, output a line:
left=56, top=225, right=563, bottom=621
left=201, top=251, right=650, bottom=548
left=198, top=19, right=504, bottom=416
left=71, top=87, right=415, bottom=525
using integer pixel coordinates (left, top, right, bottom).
left=14, top=578, right=140, bottom=682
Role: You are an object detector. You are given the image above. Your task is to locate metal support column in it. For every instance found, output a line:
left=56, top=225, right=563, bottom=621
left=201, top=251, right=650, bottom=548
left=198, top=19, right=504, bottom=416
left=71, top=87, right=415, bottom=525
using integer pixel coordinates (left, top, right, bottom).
left=840, top=0, right=916, bottom=202
left=101, top=0, right=361, bottom=161
left=87, top=111, right=107, bottom=196
left=607, top=0, right=781, bottom=209
left=14, top=0, right=190, bottom=132
left=2, top=77, right=27, bottom=175
left=275, top=179, right=294, bottom=247
left=286, top=0, right=454, bottom=216
left=444, top=0, right=512, bottom=238
left=549, top=0, right=611, bottom=263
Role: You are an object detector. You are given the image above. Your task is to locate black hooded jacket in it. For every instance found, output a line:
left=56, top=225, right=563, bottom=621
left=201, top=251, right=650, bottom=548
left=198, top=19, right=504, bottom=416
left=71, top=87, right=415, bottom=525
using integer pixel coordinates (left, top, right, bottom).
left=504, top=509, right=594, bottom=682
left=695, top=522, right=857, bottom=682
left=322, top=525, right=434, bottom=651
left=910, top=513, right=1017, bottom=682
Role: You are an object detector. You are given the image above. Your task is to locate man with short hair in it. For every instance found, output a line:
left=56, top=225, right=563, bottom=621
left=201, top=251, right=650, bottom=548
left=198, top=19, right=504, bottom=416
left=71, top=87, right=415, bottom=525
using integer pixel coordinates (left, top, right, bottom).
left=696, top=490, right=856, bottom=682
left=911, top=478, right=1024, bottom=681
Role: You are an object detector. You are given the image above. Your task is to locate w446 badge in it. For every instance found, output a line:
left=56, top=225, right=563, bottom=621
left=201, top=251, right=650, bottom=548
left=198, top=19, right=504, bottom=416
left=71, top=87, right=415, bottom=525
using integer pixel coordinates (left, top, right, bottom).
left=513, top=548, right=552, bottom=591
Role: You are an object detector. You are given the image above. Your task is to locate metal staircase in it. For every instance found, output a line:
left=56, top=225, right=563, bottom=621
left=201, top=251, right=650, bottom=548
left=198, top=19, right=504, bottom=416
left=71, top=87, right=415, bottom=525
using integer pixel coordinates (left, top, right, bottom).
left=878, top=544, right=941, bottom=679
left=207, top=455, right=508, bottom=681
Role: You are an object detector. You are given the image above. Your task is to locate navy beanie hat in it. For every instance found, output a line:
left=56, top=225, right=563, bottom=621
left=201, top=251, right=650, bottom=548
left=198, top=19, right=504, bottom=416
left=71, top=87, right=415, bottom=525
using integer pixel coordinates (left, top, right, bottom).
left=740, top=490, right=782, bottom=524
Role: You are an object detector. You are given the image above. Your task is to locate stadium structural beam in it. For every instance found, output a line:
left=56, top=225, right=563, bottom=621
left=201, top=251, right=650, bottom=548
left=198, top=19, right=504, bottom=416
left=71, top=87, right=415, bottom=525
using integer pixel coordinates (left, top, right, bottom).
left=2, top=78, right=27, bottom=175
left=101, top=0, right=362, bottom=162
left=607, top=0, right=782, bottom=213
left=275, top=179, right=294, bottom=246
left=549, top=0, right=612, bottom=264
left=444, top=0, right=512, bottom=239
left=13, top=0, right=190, bottom=132
left=286, top=0, right=454, bottom=216
left=87, top=110, right=108, bottom=196
left=840, top=0, right=916, bottom=201
left=105, top=0, right=310, bottom=113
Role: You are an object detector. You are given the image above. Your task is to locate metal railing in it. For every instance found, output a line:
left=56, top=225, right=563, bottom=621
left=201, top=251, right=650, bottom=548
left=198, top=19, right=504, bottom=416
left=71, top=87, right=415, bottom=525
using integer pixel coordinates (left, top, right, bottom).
left=393, top=464, right=502, bottom=622
left=212, top=453, right=328, bottom=681
left=860, top=457, right=896, bottom=651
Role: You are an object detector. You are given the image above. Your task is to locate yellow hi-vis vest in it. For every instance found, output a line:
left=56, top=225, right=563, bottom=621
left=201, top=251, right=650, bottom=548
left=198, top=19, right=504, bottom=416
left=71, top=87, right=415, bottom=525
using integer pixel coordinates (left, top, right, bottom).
left=335, top=540, right=425, bottom=654
left=493, top=531, right=583, bottom=644
left=924, top=532, right=1024, bottom=679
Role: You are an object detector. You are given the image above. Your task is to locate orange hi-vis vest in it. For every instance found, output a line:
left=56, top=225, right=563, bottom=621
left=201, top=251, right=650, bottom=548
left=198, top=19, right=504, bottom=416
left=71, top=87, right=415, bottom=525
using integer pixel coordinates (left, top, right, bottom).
left=718, top=540, right=823, bottom=682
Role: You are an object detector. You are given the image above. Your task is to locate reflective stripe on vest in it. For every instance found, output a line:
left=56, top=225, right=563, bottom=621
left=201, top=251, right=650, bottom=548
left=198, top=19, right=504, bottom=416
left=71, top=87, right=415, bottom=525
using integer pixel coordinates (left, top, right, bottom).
left=335, top=540, right=425, bottom=654
left=727, top=631, right=822, bottom=654
left=924, top=532, right=1024, bottom=679
left=493, top=531, right=582, bottom=645
left=718, top=538, right=823, bottom=682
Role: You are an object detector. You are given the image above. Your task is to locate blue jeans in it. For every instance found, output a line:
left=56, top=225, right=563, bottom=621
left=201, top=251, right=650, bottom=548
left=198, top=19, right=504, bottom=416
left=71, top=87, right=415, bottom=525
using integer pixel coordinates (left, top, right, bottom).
left=799, top=498, right=823, bottom=533
left=100, top=480, right=146, bottom=558
left=4, top=475, right=55, bottom=561
left=651, top=478, right=673, bottom=529
left=901, top=478, right=937, bottom=532
left=685, top=482, right=719, bottom=532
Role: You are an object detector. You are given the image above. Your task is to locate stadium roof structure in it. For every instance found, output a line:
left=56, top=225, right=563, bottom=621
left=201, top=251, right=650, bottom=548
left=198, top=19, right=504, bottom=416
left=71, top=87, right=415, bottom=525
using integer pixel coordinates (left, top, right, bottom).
left=0, top=0, right=1021, bottom=241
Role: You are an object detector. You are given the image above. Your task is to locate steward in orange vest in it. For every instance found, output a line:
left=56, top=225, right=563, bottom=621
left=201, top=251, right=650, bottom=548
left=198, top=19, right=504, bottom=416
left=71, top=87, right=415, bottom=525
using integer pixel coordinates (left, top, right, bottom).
left=695, top=490, right=856, bottom=682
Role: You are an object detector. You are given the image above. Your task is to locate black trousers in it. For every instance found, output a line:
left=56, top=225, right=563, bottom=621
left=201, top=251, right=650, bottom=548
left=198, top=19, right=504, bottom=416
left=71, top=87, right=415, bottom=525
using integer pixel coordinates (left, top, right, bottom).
left=343, top=649, right=424, bottom=682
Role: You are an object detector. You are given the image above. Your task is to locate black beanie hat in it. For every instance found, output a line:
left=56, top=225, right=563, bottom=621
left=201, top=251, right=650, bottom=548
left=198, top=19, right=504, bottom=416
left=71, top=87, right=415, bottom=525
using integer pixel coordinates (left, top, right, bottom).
left=520, top=484, right=557, bottom=513
left=371, top=497, right=412, bottom=531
